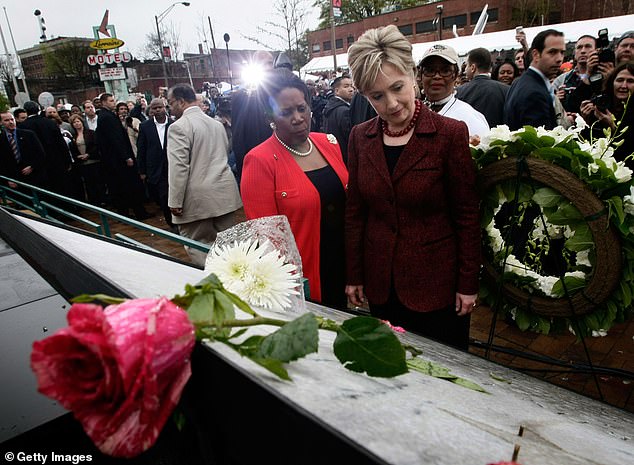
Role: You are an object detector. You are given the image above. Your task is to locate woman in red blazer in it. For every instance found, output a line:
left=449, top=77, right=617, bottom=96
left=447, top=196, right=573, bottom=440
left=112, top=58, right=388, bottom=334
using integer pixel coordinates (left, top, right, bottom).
left=346, top=26, right=480, bottom=350
left=241, top=69, right=349, bottom=309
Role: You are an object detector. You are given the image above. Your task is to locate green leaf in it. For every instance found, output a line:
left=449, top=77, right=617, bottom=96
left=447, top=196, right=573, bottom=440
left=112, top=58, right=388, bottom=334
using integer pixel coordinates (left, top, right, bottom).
left=233, top=335, right=265, bottom=356
left=532, top=187, right=563, bottom=208
left=620, top=280, right=632, bottom=307
left=187, top=293, right=215, bottom=325
left=514, top=308, right=531, bottom=331
left=172, top=410, right=186, bottom=432
left=545, top=202, right=583, bottom=225
left=407, top=358, right=453, bottom=378
left=452, top=377, right=489, bottom=393
left=257, top=313, right=319, bottom=363
left=212, top=289, right=236, bottom=327
left=71, top=294, right=127, bottom=305
left=334, top=317, right=407, bottom=377
left=249, top=357, right=291, bottom=381
left=551, top=276, right=586, bottom=297
left=197, top=273, right=223, bottom=288
left=565, top=224, right=594, bottom=252
left=535, top=317, right=551, bottom=335
left=224, top=289, right=256, bottom=316
left=407, top=359, right=488, bottom=393
left=607, top=196, right=626, bottom=225
left=489, top=372, right=512, bottom=383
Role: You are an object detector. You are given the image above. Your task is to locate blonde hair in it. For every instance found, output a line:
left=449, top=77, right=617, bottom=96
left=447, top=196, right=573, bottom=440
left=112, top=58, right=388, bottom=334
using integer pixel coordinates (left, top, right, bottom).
left=347, top=25, right=416, bottom=94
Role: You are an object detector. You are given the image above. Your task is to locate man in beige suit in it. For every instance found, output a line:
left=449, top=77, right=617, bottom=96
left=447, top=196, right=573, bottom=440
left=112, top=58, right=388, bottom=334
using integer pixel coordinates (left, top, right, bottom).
left=167, top=83, right=242, bottom=265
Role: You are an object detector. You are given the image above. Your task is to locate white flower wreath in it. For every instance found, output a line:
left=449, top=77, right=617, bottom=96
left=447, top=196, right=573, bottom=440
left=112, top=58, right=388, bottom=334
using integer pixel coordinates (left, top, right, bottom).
left=473, top=117, right=634, bottom=337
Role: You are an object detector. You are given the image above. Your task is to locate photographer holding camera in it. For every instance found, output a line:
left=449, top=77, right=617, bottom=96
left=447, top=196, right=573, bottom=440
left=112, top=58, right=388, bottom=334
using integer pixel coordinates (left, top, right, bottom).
left=580, top=61, right=634, bottom=166
left=565, top=29, right=616, bottom=114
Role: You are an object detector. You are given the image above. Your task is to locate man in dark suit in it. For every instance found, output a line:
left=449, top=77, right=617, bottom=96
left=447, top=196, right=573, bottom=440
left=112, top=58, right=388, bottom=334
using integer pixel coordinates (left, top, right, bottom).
left=19, top=101, right=71, bottom=196
left=321, top=75, right=355, bottom=163
left=0, top=111, right=47, bottom=189
left=456, top=47, right=509, bottom=128
left=95, top=93, right=150, bottom=220
left=504, top=29, right=566, bottom=130
left=137, top=98, right=172, bottom=226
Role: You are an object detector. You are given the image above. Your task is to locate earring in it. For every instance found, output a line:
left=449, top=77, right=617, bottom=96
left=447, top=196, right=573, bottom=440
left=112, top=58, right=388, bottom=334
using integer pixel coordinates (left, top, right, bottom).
left=269, top=122, right=276, bottom=130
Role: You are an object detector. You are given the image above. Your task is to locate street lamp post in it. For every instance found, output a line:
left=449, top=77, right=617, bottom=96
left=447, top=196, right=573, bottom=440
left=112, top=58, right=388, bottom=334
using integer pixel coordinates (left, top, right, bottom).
left=155, top=1, right=190, bottom=93
left=223, top=33, right=232, bottom=90
left=436, top=5, right=444, bottom=41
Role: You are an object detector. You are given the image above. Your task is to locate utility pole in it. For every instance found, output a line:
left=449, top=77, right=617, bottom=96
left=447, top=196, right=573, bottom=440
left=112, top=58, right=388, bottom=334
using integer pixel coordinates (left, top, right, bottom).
left=0, top=21, right=19, bottom=97
left=4, top=7, right=29, bottom=99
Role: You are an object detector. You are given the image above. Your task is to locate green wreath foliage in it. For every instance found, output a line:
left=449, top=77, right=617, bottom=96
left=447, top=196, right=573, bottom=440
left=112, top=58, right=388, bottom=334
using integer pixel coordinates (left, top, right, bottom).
left=471, top=123, right=634, bottom=337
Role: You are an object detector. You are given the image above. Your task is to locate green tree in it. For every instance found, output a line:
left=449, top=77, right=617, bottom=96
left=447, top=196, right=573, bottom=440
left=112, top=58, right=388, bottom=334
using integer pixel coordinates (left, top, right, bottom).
left=40, top=39, right=98, bottom=90
left=313, top=0, right=428, bottom=28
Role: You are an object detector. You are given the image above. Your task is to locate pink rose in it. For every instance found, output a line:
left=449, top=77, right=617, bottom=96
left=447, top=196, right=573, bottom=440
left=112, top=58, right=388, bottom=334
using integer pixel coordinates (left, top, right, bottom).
left=381, top=319, right=406, bottom=333
left=31, top=297, right=195, bottom=458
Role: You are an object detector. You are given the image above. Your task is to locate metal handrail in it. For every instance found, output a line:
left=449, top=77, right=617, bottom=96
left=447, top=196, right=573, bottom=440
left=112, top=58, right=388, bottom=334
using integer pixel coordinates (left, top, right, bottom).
left=0, top=176, right=211, bottom=255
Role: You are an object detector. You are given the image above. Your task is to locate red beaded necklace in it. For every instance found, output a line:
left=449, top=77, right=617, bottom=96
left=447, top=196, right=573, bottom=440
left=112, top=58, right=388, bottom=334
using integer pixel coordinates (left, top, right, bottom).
left=381, top=99, right=422, bottom=138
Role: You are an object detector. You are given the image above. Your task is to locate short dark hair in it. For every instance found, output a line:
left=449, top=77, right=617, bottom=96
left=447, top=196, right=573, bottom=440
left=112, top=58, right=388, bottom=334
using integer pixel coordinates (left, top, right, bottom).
left=259, top=68, right=310, bottom=118
left=100, top=92, right=113, bottom=103
left=331, top=75, right=351, bottom=90
left=23, top=101, right=40, bottom=115
left=531, top=29, right=564, bottom=54
left=576, top=35, right=596, bottom=45
left=115, top=102, right=128, bottom=112
left=13, top=108, right=26, bottom=118
left=467, top=47, right=492, bottom=72
left=168, top=83, right=196, bottom=103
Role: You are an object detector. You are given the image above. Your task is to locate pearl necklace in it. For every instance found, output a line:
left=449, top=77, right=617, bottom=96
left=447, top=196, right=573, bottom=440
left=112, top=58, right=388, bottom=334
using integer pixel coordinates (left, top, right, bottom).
left=381, top=99, right=422, bottom=138
left=274, top=132, right=313, bottom=157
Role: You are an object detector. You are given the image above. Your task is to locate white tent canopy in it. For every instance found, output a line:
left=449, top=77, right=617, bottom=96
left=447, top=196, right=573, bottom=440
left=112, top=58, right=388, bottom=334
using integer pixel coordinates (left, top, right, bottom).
left=301, top=14, right=634, bottom=75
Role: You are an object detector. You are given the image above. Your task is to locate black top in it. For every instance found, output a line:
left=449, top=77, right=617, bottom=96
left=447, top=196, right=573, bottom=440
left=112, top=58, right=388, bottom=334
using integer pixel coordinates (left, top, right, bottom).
left=383, top=144, right=406, bottom=175
left=305, top=164, right=347, bottom=309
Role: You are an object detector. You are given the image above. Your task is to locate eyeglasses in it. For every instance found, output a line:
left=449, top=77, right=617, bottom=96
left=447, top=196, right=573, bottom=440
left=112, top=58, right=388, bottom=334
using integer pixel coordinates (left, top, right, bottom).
left=420, top=67, right=455, bottom=78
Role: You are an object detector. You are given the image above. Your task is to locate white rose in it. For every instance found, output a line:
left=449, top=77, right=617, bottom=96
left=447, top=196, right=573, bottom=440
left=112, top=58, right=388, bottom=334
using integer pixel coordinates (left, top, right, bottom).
left=574, top=114, right=588, bottom=131
left=588, top=162, right=600, bottom=175
left=576, top=250, right=591, bottom=266
left=614, top=162, right=632, bottom=183
left=537, top=275, right=560, bottom=297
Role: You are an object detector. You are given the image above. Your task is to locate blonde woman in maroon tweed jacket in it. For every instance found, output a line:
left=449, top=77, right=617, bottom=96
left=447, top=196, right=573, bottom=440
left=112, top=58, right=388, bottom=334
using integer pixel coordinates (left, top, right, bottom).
left=345, top=26, right=480, bottom=350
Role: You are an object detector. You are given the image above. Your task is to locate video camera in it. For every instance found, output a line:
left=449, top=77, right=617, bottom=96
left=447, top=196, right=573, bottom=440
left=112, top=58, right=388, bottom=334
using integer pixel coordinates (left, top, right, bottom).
left=589, top=28, right=615, bottom=103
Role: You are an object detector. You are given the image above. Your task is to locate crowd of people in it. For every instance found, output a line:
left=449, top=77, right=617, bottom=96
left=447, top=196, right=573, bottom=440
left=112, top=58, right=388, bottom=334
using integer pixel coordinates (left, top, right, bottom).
left=1, top=26, right=633, bottom=349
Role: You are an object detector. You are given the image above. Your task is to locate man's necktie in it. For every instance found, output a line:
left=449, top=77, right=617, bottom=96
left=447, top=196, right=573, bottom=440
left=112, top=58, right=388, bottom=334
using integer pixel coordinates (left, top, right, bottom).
left=7, top=132, right=20, bottom=163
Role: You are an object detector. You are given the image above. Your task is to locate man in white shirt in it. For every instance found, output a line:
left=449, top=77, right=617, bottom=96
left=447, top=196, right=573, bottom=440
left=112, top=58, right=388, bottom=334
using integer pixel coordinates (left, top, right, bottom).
left=83, top=100, right=98, bottom=131
left=138, top=99, right=172, bottom=227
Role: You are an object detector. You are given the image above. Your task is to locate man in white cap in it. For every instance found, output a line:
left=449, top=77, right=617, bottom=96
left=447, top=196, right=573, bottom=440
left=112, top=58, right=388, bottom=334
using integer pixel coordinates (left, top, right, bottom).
left=417, top=44, right=489, bottom=142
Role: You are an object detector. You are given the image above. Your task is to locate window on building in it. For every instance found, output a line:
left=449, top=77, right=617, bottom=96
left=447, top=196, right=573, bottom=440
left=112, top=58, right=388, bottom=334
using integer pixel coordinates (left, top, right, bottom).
left=470, top=8, right=498, bottom=24
left=312, top=43, right=321, bottom=52
left=323, top=41, right=331, bottom=51
left=398, top=24, right=413, bottom=36
left=442, top=14, right=467, bottom=30
left=199, top=59, right=205, bottom=70
left=347, top=35, right=354, bottom=45
left=416, top=20, right=435, bottom=34
left=336, top=38, right=343, bottom=49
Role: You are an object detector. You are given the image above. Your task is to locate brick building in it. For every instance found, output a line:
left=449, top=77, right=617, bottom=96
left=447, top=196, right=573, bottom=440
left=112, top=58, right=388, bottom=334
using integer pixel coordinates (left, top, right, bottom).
left=307, top=0, right=634, bottom=59
left=18, top=37, right=103, bottom=105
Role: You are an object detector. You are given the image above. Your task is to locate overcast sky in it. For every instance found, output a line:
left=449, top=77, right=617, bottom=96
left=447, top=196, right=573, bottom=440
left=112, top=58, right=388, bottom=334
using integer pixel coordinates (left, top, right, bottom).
left=2, top=0, right=321, bottom=58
